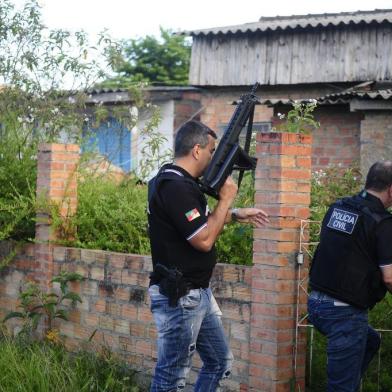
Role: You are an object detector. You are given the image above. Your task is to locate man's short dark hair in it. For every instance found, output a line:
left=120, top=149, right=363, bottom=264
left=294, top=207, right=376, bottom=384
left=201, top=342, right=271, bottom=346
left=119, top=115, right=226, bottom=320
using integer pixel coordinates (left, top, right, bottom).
left=174, top=120, right=217, bottom=158
left=365, top=161, right=392, bottom=191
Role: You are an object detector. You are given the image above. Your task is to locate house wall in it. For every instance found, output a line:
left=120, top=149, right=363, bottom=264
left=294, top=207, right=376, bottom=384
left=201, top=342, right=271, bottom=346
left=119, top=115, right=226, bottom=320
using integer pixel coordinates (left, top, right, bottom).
left=173, top=90, right=203, bottom=133
left=360, top=112, right=392, bottom=176
left=313, top=106, right=362, bottom=170
left=190, top=23, right=392, bottom=86
left=133, top=89, right=203, bottom=179
left=135, top=100, right=174, bottom=178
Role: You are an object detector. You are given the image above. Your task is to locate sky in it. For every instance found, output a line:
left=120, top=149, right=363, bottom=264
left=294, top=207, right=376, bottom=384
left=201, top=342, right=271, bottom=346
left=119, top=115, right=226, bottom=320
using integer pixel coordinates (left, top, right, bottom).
left=17, top=0, right=392, bottom=41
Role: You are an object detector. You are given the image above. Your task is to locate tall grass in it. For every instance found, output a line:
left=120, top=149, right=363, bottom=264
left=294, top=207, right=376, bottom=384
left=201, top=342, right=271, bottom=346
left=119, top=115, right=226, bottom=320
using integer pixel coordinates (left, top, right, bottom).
left=0, top=338, right=142, bottom=391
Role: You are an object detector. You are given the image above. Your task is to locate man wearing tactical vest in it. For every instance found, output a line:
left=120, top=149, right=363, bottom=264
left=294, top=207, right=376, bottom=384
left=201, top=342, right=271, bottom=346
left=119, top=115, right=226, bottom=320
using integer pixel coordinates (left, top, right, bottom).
left=308, top=161, right=392, bottom=392
left=147, top=120, right=269, bottom=391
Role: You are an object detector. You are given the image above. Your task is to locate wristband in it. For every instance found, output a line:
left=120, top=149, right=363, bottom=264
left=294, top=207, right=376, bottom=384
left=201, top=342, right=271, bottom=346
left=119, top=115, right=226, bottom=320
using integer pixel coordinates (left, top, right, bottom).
left=231, top=208, right=239, bottom=222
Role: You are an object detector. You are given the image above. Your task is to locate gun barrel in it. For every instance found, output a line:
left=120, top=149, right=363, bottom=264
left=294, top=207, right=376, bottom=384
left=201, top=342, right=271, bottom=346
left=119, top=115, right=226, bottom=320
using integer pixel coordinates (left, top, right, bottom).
left=200, top=83, right=259, bottom=198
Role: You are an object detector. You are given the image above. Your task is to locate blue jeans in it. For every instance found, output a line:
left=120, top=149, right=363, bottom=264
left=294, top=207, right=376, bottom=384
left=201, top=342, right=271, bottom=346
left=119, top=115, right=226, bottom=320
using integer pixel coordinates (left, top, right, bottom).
left=308, top=291, right=380, bottom=392
left=149, top=285, right=233, bottom=392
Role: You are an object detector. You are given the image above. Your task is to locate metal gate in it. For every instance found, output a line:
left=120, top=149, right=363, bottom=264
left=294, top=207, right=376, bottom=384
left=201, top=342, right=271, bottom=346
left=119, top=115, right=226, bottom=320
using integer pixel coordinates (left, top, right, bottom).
left=294, top=219, right=392, bottom=392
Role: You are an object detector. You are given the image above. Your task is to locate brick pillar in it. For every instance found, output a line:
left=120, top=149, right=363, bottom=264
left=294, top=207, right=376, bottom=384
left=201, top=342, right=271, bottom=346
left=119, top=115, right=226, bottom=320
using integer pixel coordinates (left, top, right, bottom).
left=250, top=132, right=312, bottom=391
left=35, top=143, right=80, bottom=289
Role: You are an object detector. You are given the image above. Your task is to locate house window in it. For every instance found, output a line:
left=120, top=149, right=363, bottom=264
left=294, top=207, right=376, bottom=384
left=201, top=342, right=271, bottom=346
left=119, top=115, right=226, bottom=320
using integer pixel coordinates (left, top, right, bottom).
left=84, top=117, right=131, bottom=172
left=218, top=121, right=272, bottom=140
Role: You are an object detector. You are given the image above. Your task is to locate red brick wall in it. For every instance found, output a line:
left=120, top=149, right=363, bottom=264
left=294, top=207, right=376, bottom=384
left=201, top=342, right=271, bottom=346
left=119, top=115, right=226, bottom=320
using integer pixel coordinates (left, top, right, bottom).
left=360, top=112, right=392, bottom=176
left=199, top=89, right=273, bottom=133
left=312, top=107, right=362, bottom=170
left=0, top=244, right=252, bottom=391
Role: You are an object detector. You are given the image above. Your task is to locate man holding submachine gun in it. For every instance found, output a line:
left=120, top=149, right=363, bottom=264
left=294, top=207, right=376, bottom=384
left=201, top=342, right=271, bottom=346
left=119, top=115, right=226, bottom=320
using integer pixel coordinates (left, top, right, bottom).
left=147, top=84, right=269, bottom=391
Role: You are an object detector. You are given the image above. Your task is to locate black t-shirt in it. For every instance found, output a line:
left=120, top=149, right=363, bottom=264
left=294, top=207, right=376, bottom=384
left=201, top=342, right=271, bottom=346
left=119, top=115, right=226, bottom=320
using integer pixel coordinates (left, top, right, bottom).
left=148, top=164, right=216, bottom=288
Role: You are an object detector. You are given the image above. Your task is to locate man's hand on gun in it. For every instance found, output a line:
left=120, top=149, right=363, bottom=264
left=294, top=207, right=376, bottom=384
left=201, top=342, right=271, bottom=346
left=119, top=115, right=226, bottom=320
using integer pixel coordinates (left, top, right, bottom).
left=219, top=176, right=238, bottom=205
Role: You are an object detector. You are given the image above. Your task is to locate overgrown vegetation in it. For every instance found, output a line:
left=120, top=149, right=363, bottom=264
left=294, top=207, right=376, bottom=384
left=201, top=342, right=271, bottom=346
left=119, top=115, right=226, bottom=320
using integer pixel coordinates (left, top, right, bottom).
left=0, top=0, right=158, bottom=251
left=0, top=337, right=142, bottom=391
left=61, top=177, right=150, bottom=254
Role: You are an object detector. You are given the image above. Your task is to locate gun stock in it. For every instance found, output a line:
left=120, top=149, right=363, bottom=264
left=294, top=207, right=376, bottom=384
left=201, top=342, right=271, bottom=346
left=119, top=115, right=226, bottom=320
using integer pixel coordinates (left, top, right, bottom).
left=199, top=83, right=259, bottom=199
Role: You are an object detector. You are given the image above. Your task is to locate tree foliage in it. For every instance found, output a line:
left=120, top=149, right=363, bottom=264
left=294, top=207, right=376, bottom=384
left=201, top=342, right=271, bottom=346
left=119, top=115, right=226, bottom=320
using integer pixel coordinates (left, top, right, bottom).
left=103, top=27, right=191, bottom=87
left=0, top=0, right=139, bottom=243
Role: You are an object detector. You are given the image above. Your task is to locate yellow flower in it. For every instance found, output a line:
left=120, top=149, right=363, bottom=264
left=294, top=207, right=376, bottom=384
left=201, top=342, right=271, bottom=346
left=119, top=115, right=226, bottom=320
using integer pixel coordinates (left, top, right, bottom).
left=46, top=329, right=61, bottom=345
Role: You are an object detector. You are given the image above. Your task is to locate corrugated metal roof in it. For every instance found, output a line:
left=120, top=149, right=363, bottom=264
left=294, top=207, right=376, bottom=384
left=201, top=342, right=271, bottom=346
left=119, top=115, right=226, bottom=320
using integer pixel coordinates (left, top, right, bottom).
left=318, top=89, right=392, bottom=104
left=258, top=88, right=392, bottom=107
left=87, top=86, right=199, bottom=94
left=84, top=85, right=200, bottom=104
left=258, top=98, right=293, bottom=106
left=184, top=9, right=392, bottom=36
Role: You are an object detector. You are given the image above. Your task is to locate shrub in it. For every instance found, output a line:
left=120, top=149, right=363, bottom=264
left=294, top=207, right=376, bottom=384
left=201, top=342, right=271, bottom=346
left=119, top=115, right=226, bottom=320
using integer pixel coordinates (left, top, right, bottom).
left=61, top=176, right=150, bottom=255
left=215, top=171, right=255, bottom=265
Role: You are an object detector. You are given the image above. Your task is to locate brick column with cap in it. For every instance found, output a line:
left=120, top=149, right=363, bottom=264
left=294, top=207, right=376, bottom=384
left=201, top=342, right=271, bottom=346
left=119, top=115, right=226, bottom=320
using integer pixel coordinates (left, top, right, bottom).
left=35, top=143, right=80, bottom=289
left=249, top=132, right=312, bottom=391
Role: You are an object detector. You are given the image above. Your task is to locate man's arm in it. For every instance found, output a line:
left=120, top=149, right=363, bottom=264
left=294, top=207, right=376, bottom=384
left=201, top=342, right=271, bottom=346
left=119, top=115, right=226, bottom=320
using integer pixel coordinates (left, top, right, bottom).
left=381, top=264, right=392, bottom=292
left=189, top=177, right=237, bottom=252
left=226, top=207, right=270, bottom=226
left=189, top=180, right=270, bottom=252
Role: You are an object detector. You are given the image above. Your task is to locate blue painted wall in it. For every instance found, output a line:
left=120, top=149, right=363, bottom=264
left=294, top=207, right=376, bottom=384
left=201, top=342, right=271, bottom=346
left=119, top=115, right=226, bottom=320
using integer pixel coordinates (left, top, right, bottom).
left=85, top=117, right=131, bottom=172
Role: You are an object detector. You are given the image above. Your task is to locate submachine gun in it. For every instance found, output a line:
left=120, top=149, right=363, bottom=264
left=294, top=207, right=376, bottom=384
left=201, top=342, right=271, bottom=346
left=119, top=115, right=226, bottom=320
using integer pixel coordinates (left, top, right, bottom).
left=199, top=83, right=260, bottom=199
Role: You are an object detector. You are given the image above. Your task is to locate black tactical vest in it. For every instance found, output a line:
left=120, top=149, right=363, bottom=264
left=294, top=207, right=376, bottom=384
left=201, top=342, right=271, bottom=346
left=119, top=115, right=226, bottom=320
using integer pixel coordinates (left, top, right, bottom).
left=310, top=193, right=392, bottom=309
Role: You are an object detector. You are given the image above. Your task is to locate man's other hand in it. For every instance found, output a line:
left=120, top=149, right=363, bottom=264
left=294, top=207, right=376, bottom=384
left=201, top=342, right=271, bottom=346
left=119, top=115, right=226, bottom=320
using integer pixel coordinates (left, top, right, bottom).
left=234, top=208, right=269, bottom=227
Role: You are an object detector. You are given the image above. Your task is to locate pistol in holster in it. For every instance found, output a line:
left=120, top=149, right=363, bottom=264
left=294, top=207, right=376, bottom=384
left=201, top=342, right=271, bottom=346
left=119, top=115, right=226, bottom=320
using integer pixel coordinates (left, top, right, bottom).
left=151, top=263, right=190, bottom=307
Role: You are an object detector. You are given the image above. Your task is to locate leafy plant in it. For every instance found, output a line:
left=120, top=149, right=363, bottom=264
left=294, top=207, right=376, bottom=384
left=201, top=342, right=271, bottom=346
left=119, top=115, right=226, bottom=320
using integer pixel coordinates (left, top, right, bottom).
left=274, top=100, right=320, bottom=134
left=137, top=113, right=172, bottom=181
left=3, top=272, right=84, bottom=336
left=214, top=171, right=256, bottom=265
